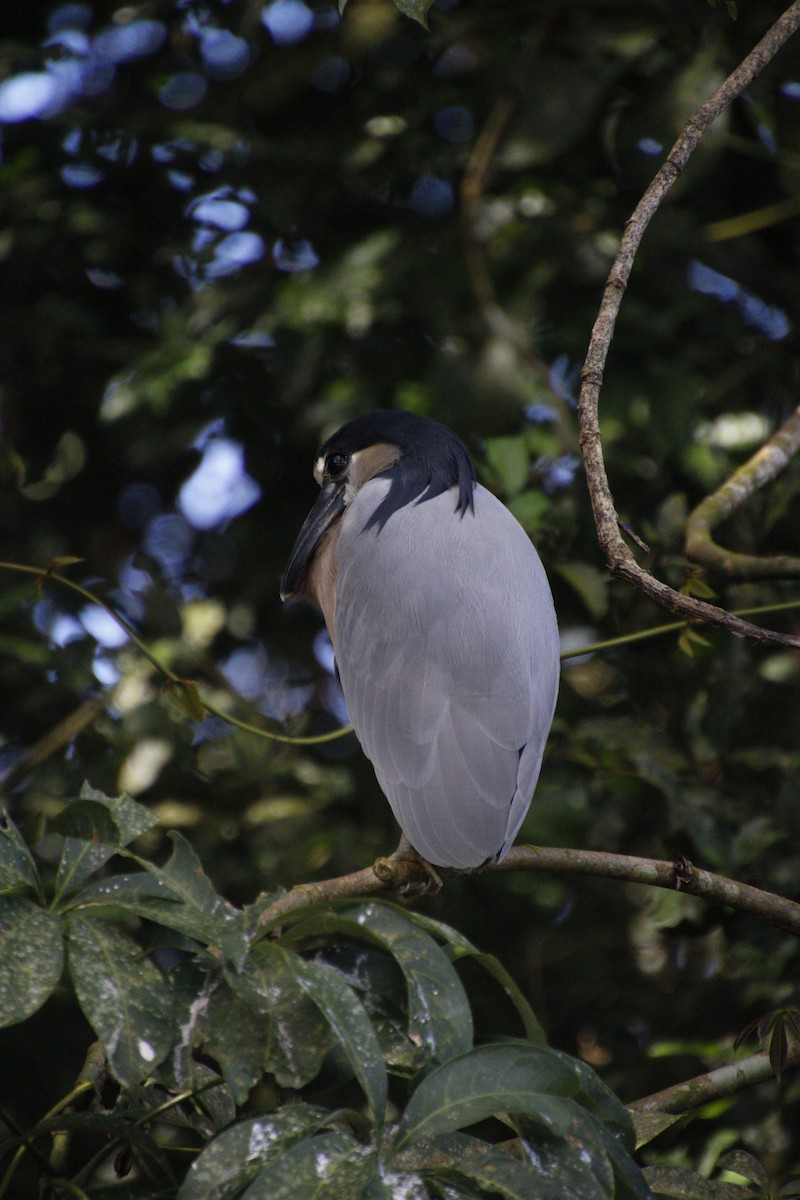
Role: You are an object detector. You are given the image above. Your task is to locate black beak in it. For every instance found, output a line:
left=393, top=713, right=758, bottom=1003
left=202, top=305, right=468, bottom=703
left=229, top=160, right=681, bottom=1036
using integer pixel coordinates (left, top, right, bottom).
left=280, top=481, right=346, bottom=600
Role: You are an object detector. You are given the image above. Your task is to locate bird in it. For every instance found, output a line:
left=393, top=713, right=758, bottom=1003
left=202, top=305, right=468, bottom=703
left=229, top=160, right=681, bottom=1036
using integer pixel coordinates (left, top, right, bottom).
left=280, top=410, right=559, bottom=870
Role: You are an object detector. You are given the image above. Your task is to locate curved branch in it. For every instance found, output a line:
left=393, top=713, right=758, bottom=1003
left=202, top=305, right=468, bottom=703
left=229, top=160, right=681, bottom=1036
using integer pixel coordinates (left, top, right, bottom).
left=257, top=844, right=800, bottom=939
left=685, top=404, right=800, bottom=578
left=577, top=1, right=800, bottom=649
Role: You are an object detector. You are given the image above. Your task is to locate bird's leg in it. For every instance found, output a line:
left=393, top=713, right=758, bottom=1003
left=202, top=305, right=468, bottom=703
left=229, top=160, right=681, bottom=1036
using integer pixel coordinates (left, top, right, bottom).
left=373, top=834, right=443, bottom=895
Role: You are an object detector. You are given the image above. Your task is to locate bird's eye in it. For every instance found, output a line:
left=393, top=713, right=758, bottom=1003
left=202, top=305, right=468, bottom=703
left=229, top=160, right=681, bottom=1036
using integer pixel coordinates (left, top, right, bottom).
left=326, top=452, right=350, bottom=480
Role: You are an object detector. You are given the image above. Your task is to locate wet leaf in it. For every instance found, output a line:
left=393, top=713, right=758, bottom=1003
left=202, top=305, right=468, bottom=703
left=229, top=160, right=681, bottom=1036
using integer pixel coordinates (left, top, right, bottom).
left=398, top=907, right=546, bottom=1046
left=285, top=901, right=473, bottom=1066
left=229, top=943, right=330, bottom=1090
left=391, top=1042, right=635, bottom=1155
left=431, top=1147, right=561, bottom=1200
left=177, top=1107, right=334, bottom=1200
left=191, top=973, right=269, bottom=1104
left=291, top=956, right=388, bottom=1132
left=52, top=799, right=122, bottom=844
left=0, top=897, right=63, bottom=1025
left=240, top=1131, right=376, bottom=1200
left=130, top=832, right=248, bottom=966
left=0, top=809, right=39, bottom=896
left=53, top=788, right=160, bottom=902
left=67, top=915, right=174, bottom=1087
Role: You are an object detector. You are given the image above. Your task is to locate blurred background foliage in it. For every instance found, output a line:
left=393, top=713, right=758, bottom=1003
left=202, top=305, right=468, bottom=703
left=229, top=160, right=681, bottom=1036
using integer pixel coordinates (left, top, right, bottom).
left=1, top=0, right=800, bottom=1187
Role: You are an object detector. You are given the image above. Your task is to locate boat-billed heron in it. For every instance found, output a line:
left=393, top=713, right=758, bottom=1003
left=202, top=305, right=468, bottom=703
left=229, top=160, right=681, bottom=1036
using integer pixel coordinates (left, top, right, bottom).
left=281, top=411, right=559, bottom=869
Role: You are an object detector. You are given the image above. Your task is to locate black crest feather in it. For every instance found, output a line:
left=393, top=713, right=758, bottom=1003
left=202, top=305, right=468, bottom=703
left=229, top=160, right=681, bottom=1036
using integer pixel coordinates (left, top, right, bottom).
left=319, top=411, right=476, bottom=531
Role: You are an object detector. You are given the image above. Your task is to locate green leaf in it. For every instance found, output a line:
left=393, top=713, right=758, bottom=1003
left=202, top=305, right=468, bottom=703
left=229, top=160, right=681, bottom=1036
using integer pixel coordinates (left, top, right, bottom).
left=170, top=961, right=267, bottom=1105
left=228, top=943, right=330, bottom=1089
left=516, top=1106, right=649, bottom=1200
left=392, top=0, right=434, bottom=28
left=291, top=956, right=388, bottom=1132
left=630, top=1106, right=685, bottom=1149
left=508, top=489, right=550, bottom=533
left=0, top=897, right=63, bottom=1025
left=53, top=788, right=160, bottom=902
left=76, top=784, right=159, bottom=843
left=285, top=901, right=473, bottom=1066
left=431, top=1147, right=563, bottom=1200
left=398, top=907, right=547, bottom=1046
left=391, top=1042, right=634, bottom=1155
left=485, top=436, right=530, bottom=497
left=52, top=799, right=123, bottom=844
left=241, top=1131, right=376, bottom=1200
left=177, top=1107, right=334, bottom=1200
left=163, top=678, right=206, bottom=721
left=0, top=809, right=39, bottom=896
left=131, top=832, right=248, bottom=966
left=643, top=1164, right=742, bottom=1198
left=554, top=561, right=609, bottom=620
left=67, top=915, right=174, bottom=1086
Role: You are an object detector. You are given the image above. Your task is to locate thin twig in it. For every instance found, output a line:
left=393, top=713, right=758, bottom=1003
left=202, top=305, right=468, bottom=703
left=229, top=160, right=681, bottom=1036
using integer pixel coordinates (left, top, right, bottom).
left=577, top=1, right=800, bottom=649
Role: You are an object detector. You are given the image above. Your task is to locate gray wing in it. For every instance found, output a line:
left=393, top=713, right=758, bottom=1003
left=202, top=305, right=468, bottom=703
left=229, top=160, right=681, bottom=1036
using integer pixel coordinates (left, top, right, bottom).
left=334, top=480, right=559, bottom=868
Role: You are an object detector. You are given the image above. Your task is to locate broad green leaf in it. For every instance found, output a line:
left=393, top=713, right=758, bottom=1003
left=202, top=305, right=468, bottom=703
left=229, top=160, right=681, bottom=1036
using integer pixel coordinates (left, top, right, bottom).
left=431, top=1147, right=563, bottom=1200
left=52, top=799, right=123, bottom=844
left=291, top=956, right=388, bottom=1132
left=285, top=901, right=473, bottom=1066
left=241, top=1131, right=376, bottom=1200
left=398, top=907, right=546, bottom=1046
left=76, top=784, right=159, bottom=844
left=229, top=943, right=330, bottom=1089
left=184, top=970, right=268, bottom=1104
left=391, top=1042, right=634, bottom=1155
left=132, top=832, right=248, bottom=966
left=53, top=787, right=160, bottom=901
left=0, top=809, right=39, bottom=896
left=317, top=942, right=416, bottom=1074
left=55, top=838, right=121, bottom=903
left=177, top=1107, right=333, bottom=1200
left=67, top=915, right=174, bottom=1087
left=516, top=1105, right=650, bottom=1200
left=0, top=897, right=63, bottom=1025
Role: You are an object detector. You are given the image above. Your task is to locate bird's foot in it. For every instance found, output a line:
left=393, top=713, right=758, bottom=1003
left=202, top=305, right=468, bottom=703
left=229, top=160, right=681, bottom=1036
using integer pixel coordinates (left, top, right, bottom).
left=373, top=836, right=443, bottom=896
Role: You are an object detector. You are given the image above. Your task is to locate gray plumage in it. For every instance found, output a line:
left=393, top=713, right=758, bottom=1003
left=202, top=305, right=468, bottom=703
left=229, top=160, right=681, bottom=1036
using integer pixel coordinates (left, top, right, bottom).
left=281, top=412, right=560, bottom=870
left=335, top=478, right=559, bottom=868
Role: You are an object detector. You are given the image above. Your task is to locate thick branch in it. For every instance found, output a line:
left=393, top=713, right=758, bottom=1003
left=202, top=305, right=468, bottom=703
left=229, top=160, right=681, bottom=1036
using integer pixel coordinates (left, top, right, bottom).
left=257, top=844, right=800, bottom=939
left=578, top=1, right=800, bottom=649
left=685, top=404, right=800, bottom=578
left=630, top=1046, right=800, bottom=1116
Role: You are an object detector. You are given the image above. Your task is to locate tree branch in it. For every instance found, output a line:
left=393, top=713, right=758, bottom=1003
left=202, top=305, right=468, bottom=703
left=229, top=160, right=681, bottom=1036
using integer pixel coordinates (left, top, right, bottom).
left=630, top=1045, right=800, bottom=1117
left=577, top=1, right=800, bottom=649
left=256, top=844, right=800, bottom=939
left=684, top=404, right=800, bottom=579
